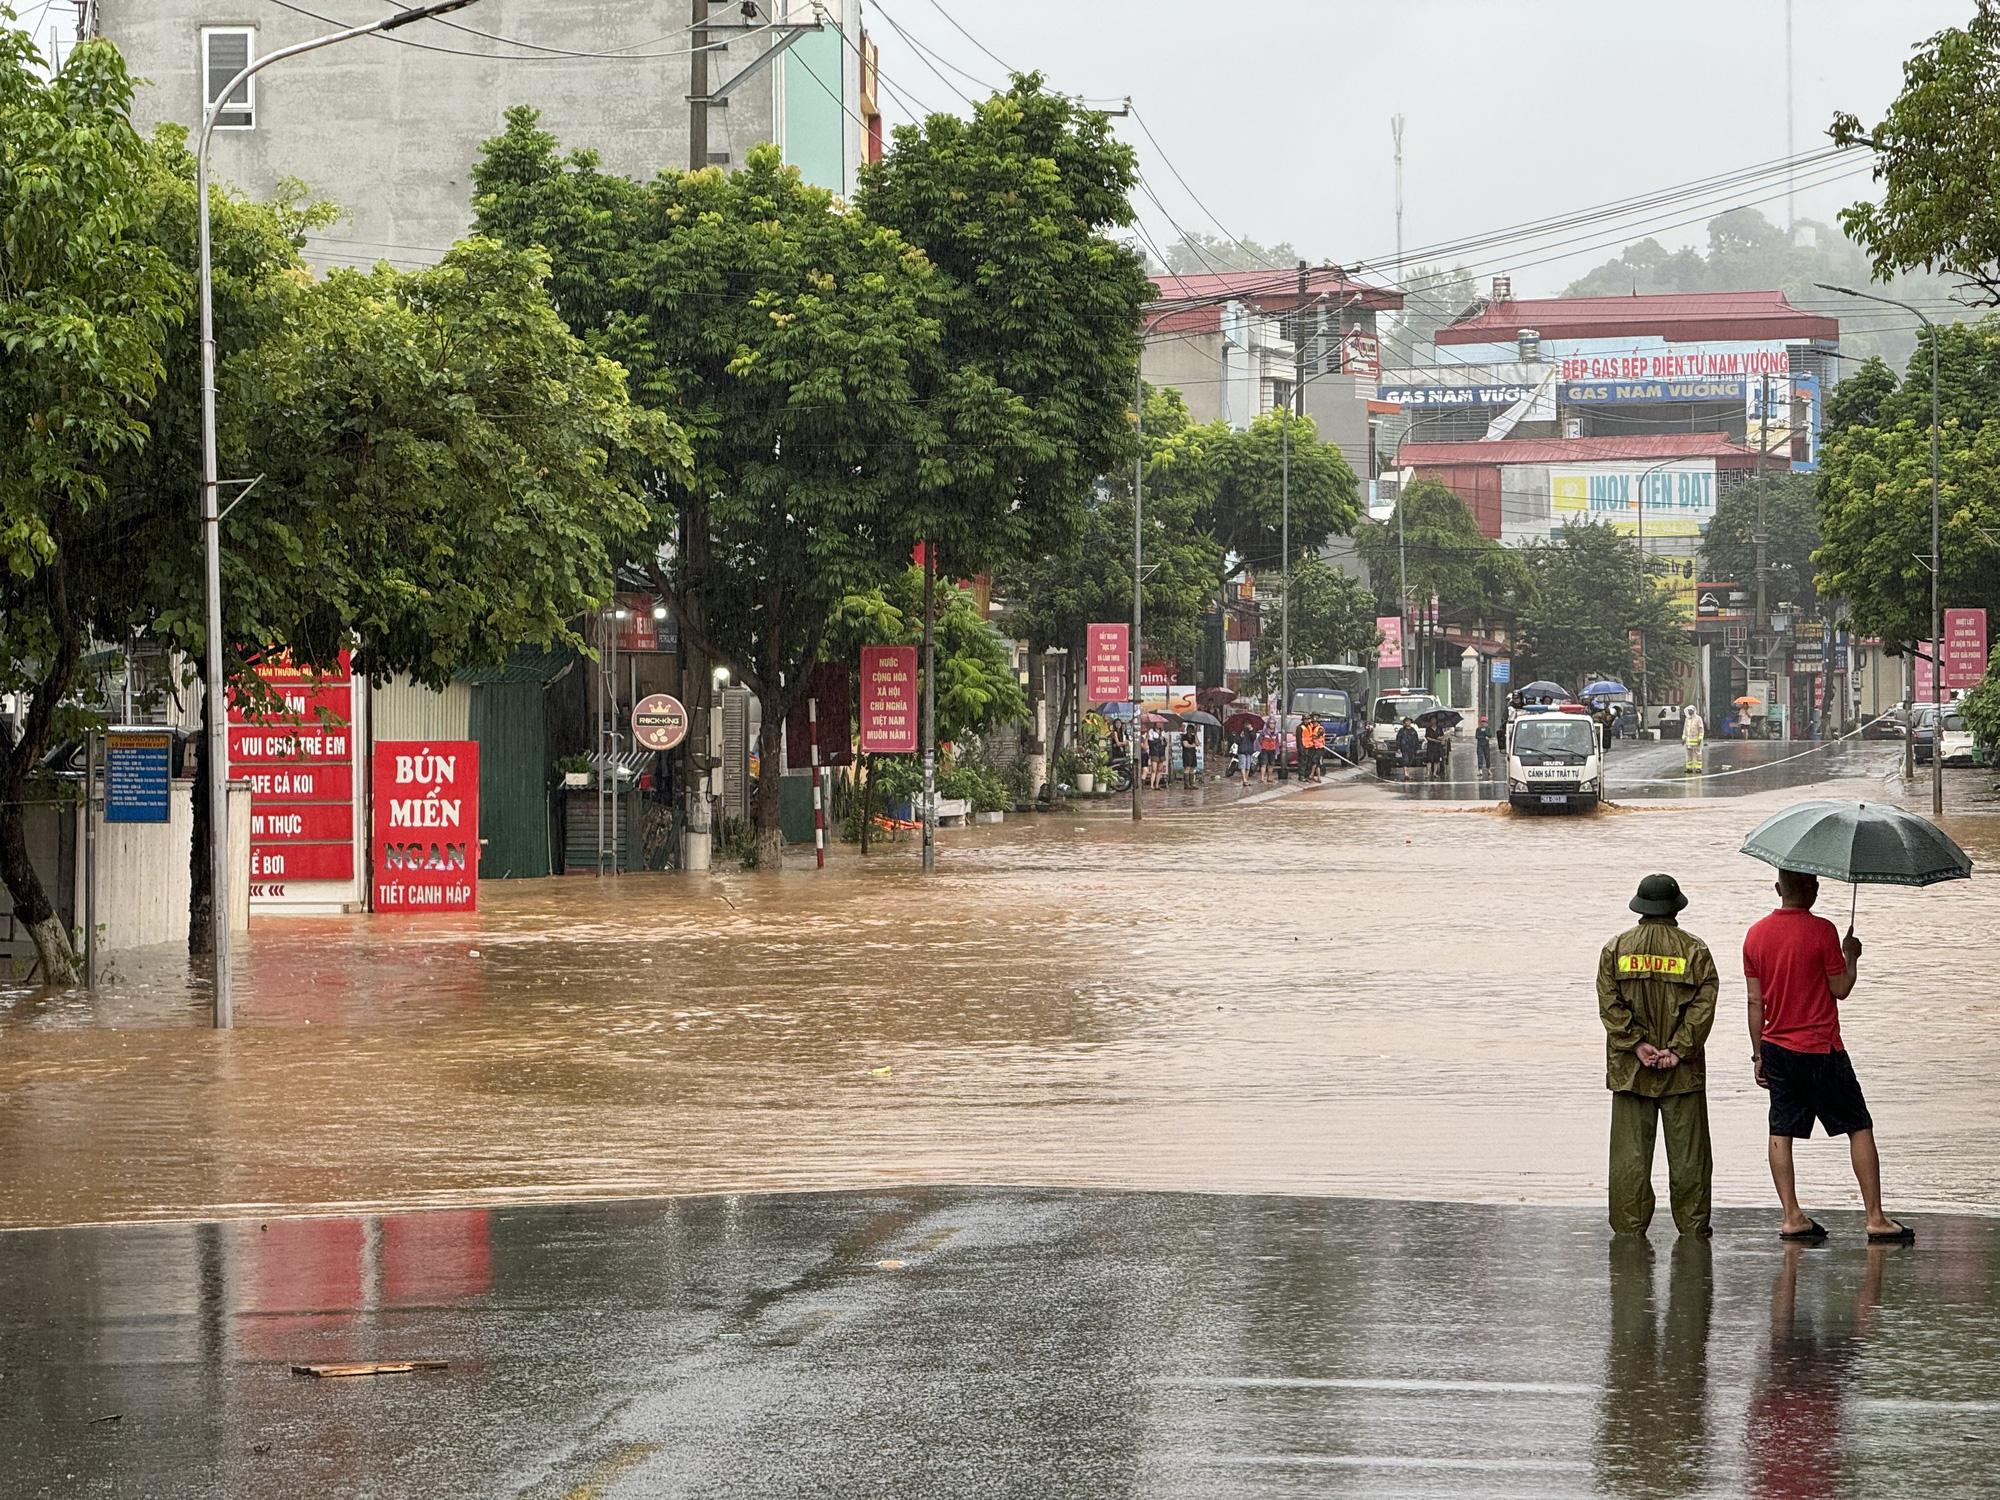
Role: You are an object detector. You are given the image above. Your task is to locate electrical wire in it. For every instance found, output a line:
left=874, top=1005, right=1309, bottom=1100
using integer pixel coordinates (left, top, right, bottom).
left=919, top=0, right=1016, bottom=77
left=869, top=0, right=991, bottom=104
left=266, top=0, right=764, bottom=62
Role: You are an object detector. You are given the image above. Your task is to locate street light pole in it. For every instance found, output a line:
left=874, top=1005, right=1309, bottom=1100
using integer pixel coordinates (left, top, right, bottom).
left=197, top=0, right=480, bottom=1029
left=1818, top=283, right=1943, bottom=816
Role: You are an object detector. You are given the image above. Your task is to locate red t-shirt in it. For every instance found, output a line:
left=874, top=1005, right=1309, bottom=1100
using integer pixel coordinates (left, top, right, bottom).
left=1743, top=907, right=1848, bottom=1053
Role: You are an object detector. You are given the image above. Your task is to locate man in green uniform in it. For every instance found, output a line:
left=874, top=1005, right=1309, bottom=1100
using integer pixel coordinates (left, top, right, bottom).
left=1598, top=873, right=1719, bottom=1237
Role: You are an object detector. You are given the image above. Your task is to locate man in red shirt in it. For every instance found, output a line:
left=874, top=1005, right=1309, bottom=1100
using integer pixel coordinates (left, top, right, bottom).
left=1743, top=869, right=1912, bottom=1242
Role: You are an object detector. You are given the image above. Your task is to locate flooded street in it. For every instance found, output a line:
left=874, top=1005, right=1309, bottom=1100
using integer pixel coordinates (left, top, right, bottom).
left=3, top=746, right=1995, bottom=1230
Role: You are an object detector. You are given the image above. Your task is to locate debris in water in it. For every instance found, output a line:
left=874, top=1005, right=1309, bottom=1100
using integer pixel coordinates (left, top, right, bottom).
left=291, top=1361, right=448, bottom=1379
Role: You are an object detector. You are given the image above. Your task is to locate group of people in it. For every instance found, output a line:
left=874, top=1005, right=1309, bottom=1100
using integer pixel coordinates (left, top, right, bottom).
left=1386, top=716, right=1452, bottom=781
left=1223, top=714, right=1330, bottom=784
left=1138, top=721, right=1202, bottom=790
left=1598, top=870, right=1911, bottom=1244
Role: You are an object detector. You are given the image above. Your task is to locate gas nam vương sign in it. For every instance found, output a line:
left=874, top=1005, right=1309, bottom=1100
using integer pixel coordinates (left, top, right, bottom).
left=372, top=741, right=478, bottom=912
left=1376, top=385, right=1536, bottom=407
left=1561, top=379, right=1747, bottom=404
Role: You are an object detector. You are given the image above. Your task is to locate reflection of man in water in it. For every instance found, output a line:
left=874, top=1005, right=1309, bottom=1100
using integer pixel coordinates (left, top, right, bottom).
left=1597, top=1236, right=1713, bottom=1495
left=1746, top=1242, right=1888, bottom=1498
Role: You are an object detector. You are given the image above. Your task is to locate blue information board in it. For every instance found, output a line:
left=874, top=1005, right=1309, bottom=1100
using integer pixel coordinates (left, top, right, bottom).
left=106, top=731, right=171, bottom=823
left=1491, top=659, right=1512, bottom=684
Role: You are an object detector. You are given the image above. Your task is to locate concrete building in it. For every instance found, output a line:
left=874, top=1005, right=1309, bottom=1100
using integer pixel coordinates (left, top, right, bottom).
left=1141, top=267, right=1403, bottom=480
left=90, top=0, right=877, bottom=275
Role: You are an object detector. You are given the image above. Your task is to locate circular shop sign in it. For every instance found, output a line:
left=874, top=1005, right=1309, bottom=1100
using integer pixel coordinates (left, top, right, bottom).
left=631, top=693, right=689, bottom=751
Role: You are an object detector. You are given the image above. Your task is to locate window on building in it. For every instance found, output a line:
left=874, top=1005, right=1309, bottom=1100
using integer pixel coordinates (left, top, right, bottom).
left=202, top=28, right=255, bottom=129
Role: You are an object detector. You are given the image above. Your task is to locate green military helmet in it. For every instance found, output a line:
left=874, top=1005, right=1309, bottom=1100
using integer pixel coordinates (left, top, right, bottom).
left=1629, top=872, right=1689, bottom=916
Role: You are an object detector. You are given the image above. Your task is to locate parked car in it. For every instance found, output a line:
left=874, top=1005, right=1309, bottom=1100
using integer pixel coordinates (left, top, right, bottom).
left=1860, top=707, right=1909, bottom=741
left=1911, top=706, right=1977, bottom=766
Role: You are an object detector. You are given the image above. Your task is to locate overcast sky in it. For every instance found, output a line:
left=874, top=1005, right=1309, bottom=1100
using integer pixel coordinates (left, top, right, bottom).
left=866, top=0, right=1974, bottom=296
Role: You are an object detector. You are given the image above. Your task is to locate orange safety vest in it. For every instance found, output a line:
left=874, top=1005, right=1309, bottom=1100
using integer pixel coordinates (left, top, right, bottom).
left=1301, top=722, right=1325, bottom=749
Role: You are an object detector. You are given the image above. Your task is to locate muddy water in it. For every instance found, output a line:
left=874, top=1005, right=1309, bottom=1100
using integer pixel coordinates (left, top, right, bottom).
left=2, top=775, right=1996, bottom=1228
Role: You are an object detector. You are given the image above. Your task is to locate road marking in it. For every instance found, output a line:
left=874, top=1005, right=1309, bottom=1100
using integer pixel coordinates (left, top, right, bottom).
left=1153, top=1376, right=1595, bottom=1396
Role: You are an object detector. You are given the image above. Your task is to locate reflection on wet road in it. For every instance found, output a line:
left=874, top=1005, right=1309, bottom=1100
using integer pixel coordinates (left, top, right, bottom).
left=1377, top=736, right=1915, bottom=802
left=1, top=757, right=1995, bottom=1228
left=4, top=1190, right=1997, bottom=1498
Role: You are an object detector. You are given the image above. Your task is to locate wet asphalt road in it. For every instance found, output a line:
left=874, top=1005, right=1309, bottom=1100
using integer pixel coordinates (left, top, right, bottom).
left=6, top=1188, right=1999, bottom=1498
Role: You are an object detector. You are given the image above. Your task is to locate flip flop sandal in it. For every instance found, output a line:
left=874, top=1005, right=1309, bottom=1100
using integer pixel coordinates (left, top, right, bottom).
left=1867, top=1223, right=1916, bottom=1244
left=1779, top=1220, right=1829, bottom=1241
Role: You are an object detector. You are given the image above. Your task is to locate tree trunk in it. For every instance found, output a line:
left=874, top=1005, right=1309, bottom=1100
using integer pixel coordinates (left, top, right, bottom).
left=0, top=799, right=77, bottom=987
left=860, top=752, right=873, bottom=854
left=0, top=553, right=84, bottom=987
left=751, top=705, right=786, bottom=869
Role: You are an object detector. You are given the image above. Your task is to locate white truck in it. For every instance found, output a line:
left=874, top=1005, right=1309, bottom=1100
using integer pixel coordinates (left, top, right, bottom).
left=1504, top=702, right=1604, bottom=811
left=1367, top=691, right=1446, bottom=778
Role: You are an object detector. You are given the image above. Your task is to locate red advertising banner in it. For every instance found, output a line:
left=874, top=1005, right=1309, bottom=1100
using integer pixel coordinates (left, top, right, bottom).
left=250, top=842, right=355, bottom=882
left=859, top=645, right=918, bottom=753
left=229, top=683, right=351, bottom=726
left=230, top=654, right=357, bottom=890
left=371, top=741, right=479, bottom=912
left=240, top=764, right=354, bottom=803
left=1944, top=608, right=1989, bottom=689
left=1085, top=623, right=1130, bottom=707
left=1376, top=616, right=1404, bottom=670
left=1140, top=660, right=1176, bottom=688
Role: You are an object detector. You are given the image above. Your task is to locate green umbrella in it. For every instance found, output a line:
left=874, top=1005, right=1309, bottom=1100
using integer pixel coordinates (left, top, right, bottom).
left=1740, top=799, right=1973, bottom=927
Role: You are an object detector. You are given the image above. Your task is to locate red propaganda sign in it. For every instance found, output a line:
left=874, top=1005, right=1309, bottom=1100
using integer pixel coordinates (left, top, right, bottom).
left=1376, top=617, right=1403, bottom=670
left=1943, top=608, right=1989, bottom=689
left=230, top=653, right=356, bottom=891
left=371, top=741, right=478, bottom=912
left=1085, top=623, right=1130, bottom=707
left=631, top=693, right=689, bottom=751
left=859, top=645, right=918, bottom=754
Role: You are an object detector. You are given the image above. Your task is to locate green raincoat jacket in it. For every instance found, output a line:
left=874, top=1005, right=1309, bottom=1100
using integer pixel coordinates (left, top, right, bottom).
left=1596, top=917, right=1719, bottom=1096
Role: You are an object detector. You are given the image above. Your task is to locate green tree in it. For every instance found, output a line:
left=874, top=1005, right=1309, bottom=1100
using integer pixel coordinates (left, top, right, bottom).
left=1824, top=356, right=1897, bottom=430
left=1353, top=481, right=1530, bottom=684
left=1242, top=552, right=1380, bottom=696
left=1962, top=645, right=2000, bottom=745
left=829, top=568, right=1025, bottom=745
left=1702, top=472, right=1820, bottom=609
left=1173, top=405, right=1360, bottom=582
left=0, top=33, right=180, bottom=982
left=856, top=77, right=1153, bottom=574
left=1516, top=521, right=1694, bottom=691
left=125, top=133, right=669, bottom=950
left=1160, top=231, right=1299, bottom=275
left=1383, top=263, right=1478, bottom=368
left=475, top=122, right=957, bottom=869
left=1833, top=6, right=2000, bottom=305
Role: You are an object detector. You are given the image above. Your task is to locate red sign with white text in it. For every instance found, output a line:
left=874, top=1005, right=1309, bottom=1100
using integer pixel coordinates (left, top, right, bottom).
left=371, top=741, right=479, bottom=912
left=1944, top=608, right=1989, bottom=690
left=1086, top=623, right=1129, bottom=707
left=229, top=653, right=356, bottom=888
left=859, top=645, right=918, bottom=753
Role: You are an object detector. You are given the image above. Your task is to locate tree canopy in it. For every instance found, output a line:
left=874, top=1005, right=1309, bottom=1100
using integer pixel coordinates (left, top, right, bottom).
left=1701, top=472, right=1820, bottom=610
left=1243, top=552, right=1380, bottom=697
left=1353, top=481, right=1529, bottom=679
left=1515, top=521, right=1694, bottom=691
left=1833, top=5, right=2000, bottom=305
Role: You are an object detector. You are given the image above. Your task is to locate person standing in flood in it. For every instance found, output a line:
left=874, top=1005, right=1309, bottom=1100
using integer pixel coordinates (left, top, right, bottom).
left=1681, top=705, right=1705, bottom=775
left=1598, top=874, right=1719, bottom=1238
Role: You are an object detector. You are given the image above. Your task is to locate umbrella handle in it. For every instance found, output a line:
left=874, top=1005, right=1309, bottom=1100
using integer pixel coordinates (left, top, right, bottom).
left=1849, top=881, right=1858, bottom=937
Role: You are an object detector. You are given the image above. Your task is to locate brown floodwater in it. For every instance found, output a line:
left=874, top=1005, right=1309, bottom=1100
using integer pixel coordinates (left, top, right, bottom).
left=3, top=758, right=1997, bottom=1229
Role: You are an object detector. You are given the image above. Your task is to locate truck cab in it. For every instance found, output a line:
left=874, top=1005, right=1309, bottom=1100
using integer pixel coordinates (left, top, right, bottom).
left=1505, top=702, right=1603, bottom=811
left=1283, top=665, right=1370, bottom=769
left=1368, top=691, right=1445, bottom=777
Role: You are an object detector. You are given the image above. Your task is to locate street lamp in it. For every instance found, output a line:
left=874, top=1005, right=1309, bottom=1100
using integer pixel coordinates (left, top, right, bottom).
left=197, top=0, right=480, bottom=1028
left=1817, top=283, right=1942, bottom=817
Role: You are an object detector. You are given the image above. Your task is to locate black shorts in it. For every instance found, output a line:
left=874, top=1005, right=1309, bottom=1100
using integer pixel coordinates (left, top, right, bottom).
left=1762, top=1041, right=1873, bottom=1138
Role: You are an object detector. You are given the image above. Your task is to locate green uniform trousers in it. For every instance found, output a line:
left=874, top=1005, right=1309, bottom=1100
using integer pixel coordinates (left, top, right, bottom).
left=1609, top=1089, right=1712, bottom=1237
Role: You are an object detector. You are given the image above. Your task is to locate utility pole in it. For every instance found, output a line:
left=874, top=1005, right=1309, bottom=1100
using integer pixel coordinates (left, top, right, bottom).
left=1755, top=373, right=1771, bottom=715
left=1785, top=0, right=1795, bottom=233
left=689, top=0, right=708, bottom=170
left=1132, top=359, right=1144, bottom=823
left=921, top=543, right=937, bottom=872
left=1391, top=116, right=1405, bottom=284
left=1280, top=259, right=1306, bottom=763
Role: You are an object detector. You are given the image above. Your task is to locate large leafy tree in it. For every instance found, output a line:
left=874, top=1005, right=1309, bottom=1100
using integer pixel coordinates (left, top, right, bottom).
left=82, top=125, right=671, bottom=957
left=1353, top=480, right=1530, bottom=683
left=474, top=122, right=955, bottom=868
left=1516, top=521, right=1694, bottom=691
left=0, top=34, right=179, bottom=982
left=1815, top=316, right=2000, bottom=651
left=1242, top=552, right=1380, bottom=696
left=1163, top=404, right=1359, bottom=584
left=1833, top=5, right=2000, bottom=305
left=1702, top=472, right=1820, bottom=609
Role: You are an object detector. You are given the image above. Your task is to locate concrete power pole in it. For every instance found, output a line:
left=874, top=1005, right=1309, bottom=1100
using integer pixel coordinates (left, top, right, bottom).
left=689, top=0, right=708, bottom=170
left=1756, top=373, right=1771, bottom=732
left=1391, top=116, right=1404, bottom=284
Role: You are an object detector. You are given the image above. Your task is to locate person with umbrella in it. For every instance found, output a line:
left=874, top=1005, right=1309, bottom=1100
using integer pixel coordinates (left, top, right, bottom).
left=1597, top=874, right=1719, bottom=1238
left=1738, top=800, right=1971, bottom=1242
left=1230, top=717, right=1259, bottom=783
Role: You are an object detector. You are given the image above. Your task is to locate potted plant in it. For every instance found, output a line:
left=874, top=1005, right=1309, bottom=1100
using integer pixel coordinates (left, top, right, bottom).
left=555, top=753, right=593, bottom=789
